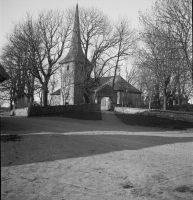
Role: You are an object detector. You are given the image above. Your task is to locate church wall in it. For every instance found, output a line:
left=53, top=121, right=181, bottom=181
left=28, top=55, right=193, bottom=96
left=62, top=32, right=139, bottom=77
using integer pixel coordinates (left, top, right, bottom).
left=60, top=63, right=75, bottom=105
left=60, top=61, right=91, bottom=105
left=131, top=93, right=141, bottom=107
left=124, top=92, right=141, bottom=107
left=116, top=92, right=141, bottom=107
left=74, top=61, right=85, bottom=104
left=50, top=95, right=60, bottom=106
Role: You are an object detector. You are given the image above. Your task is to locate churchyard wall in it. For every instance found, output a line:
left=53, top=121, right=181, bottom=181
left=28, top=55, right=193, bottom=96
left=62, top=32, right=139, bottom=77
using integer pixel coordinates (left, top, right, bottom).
left=115, top=107, right=193, bottom=122
left=28, top=104, right=100, bottom=117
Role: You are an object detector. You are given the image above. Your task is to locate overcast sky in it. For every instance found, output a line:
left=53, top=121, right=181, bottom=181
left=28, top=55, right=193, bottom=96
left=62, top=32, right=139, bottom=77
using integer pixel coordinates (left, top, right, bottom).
left=0, top=0, right=155, bottom=49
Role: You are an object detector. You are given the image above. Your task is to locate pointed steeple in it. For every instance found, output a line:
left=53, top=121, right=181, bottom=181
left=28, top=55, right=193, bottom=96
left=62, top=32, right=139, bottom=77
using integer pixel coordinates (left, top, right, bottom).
left=60, top=4, right=85, bottom=64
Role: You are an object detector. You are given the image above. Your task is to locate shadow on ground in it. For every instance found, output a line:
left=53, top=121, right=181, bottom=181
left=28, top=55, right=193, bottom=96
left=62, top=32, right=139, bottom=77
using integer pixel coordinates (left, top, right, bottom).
left=39, top=111, right=103, bottom=120
left=1, top=113, right=169, bottom=135
left=2, top=111, right=193, bottom=136
left=1, top=134, right=193, bottom=167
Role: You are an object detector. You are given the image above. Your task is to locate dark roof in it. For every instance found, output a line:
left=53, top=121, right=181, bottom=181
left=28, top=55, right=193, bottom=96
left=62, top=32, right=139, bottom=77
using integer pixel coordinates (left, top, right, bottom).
left=93, top=76, right=141, bottom=93
left=51, top=89, right=60, bottom=95
left=0, top=64, right=9, bottom=83
left=59, top=4, right=87, bottom=64
left=51, top=76, right=141, bottom=95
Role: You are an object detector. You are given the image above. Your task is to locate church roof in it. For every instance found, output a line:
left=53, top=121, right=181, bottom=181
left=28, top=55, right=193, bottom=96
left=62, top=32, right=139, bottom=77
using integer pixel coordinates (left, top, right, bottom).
left=60, top=4, right=87, bottom=64
left=50, top=88, right=60, bottom=95
left=0, top=64, right=9, bottom=83
left=93, top=76, right=141, bottom=93
left=51, top=76, right=141, bottom=95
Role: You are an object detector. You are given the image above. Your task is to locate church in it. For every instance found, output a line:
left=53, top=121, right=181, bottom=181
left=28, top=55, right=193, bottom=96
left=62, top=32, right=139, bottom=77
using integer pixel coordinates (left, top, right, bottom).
left=51, top=4, right=141, bottom=110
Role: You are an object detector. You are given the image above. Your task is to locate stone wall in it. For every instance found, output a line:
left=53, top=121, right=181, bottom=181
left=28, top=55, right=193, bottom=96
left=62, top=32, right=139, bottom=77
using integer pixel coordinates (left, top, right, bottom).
left=14, top=108, right=28, bottom=117
left=115, top=107, right=149, bottom=114
left=28, top=104, right=100, bottom=117
left=148, top=110, right=193, bottom=123
left=114, top=107, right=193, bottom=122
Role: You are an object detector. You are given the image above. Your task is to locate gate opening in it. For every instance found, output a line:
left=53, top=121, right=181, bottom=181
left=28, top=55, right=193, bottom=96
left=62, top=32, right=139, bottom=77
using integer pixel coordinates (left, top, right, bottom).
left=101, top=97, right=112, bottom=111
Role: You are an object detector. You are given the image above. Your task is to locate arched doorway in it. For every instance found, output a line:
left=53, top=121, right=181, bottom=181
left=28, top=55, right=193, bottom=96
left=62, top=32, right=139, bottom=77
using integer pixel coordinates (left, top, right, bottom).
left=101, top=97, right=112, bottom=111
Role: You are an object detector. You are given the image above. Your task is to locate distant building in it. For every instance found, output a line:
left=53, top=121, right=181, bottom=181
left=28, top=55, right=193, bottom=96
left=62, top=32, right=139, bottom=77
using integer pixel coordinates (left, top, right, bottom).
left=51, top=4, right=141, bottom=110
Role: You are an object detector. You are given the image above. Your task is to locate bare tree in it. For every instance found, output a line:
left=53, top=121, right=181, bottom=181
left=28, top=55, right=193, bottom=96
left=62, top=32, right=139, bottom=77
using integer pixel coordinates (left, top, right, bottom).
left=156, top=0, right=192, bottom=83
left=3, top=11, right=72, bottom=107
left=34, top=10, right=71, bottom=106
left=1, top=38, right=36, bottom=109
left=111, top=19, right=137, bottom=89
left=78, top=7, right=115, bottom=102
left=137, top=0, right=192, bottom=110
left=123, top=60, right=139, bottom=86
left=139, top=67, right=156, bottom=109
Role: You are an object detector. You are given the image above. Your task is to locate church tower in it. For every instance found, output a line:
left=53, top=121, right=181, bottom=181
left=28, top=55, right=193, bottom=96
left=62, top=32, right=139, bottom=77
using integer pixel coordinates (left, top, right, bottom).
left=60, top=4, right=90, bottom=105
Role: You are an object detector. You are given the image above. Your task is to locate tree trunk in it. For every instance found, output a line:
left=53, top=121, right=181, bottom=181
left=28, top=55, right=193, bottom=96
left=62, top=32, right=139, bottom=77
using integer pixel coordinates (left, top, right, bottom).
left=28, top=85, right=34, bottom=106
left=148, top=96, right=152, bottom=110
left=163, top=76, right=170, bottom=110
left=122, top=94, right=123, bottom=107
left=40, top=93, right=43, bottom=106
left=176, top=75, right=181, bottom=105
left=163, top=88, right=167, bottom=110
left=12, top=98, right=17, bottom=112
left=177, top=84, right=181, bottom=105
left=30, top=76, right=35, bottom=105
left=30, top=95, right=34, bottom=106
left=10, top=99, right=13, bottom=110
left=192, top=70, right=193, bottom=85
left=42, top=89, right=48, bottom=106
left=155, top=84, right=160, bottom=105
left=83, top=93, right=89, bottom=103
left=42, top=82, right=48, bottom=107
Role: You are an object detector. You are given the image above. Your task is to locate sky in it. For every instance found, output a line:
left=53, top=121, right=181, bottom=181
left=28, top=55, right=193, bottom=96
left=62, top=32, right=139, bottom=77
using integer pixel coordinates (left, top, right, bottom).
left=0, top=0, right=155, bottom=50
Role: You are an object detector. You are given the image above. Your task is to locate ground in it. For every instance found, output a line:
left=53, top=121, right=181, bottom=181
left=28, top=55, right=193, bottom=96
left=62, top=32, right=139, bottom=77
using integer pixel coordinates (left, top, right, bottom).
left=1, top=112, right=193, bottom=200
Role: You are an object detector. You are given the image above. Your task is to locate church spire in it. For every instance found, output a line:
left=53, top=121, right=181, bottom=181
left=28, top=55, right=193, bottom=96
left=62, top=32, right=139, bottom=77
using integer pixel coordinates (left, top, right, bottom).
left=72, top=4, right=82, bottom=50
left=60, top=4, right=85, bottom=64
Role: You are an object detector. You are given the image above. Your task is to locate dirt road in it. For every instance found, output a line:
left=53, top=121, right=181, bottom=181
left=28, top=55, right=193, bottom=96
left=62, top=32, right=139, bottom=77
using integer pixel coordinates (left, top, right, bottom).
left=1, top=115, right=193, bottom=200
